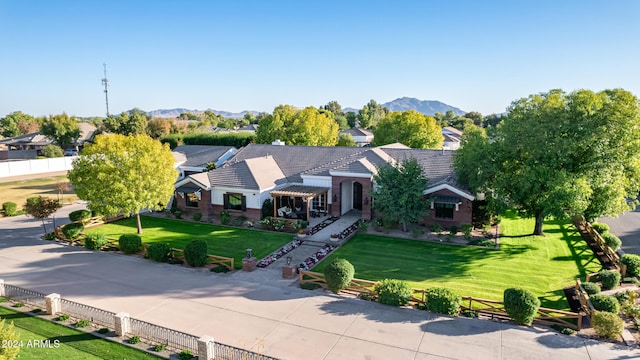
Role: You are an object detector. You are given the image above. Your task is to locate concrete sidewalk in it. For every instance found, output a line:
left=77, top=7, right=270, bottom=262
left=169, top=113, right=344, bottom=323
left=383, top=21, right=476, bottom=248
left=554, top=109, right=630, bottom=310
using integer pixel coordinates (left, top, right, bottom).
left=1, top=209, right=638, bottom=359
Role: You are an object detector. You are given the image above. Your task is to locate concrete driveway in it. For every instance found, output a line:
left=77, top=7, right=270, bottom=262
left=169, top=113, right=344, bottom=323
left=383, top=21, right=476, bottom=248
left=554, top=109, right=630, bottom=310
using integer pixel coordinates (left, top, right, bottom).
left=600, top=207, right=640, bottom=255
left=1, top=205, right=638, bottom=359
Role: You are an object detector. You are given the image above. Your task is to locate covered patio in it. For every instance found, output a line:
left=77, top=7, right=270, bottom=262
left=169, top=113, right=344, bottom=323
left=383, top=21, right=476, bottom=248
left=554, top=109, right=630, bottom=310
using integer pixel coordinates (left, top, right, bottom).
left=270, top=185, right=329, bottom=221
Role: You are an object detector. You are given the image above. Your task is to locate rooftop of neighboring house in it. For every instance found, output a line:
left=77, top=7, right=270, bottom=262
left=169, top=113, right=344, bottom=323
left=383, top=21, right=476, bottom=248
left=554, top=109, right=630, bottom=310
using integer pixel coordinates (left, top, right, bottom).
left=203, top=143, right=460, bottom=191
left=339, top=128, right=374, bottom=137
left=173, top=145, right=236, bottom=168
left=442, top=126, right=463, bottom=138
left=0, top=123, right=96, bottom=148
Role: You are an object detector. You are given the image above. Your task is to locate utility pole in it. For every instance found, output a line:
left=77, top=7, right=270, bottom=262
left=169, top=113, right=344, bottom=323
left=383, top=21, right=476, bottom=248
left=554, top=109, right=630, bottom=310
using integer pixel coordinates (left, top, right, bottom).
left=101, top=63, right=110, bottom=117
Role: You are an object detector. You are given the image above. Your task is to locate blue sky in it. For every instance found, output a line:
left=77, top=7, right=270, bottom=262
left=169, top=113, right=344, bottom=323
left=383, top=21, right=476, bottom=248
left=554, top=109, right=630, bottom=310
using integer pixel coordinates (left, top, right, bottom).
left=1, top=1, right=638, bottom=118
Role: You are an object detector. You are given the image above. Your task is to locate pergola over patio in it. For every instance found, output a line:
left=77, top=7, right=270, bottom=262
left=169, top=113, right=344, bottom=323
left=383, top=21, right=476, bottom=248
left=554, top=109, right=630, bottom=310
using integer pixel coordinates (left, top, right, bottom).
left=270, top=185, right=329, bottom=221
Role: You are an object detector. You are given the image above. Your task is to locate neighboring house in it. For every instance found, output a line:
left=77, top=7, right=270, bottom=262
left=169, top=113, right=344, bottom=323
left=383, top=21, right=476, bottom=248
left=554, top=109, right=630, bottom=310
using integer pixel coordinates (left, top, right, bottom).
left=0, top=123, right=96, bottom=159
left=173, top=143, right=474, bottom=227
left=442, top=126, right=463, bottom=150
left=339, top=128, right=374, bottom=147
left=172, top=145, right=237, bottom=179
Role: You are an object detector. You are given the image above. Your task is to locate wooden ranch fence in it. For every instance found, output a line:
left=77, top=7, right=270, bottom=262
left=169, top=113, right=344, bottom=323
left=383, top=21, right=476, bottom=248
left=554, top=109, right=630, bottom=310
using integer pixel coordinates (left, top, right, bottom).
left=299, top=270, right=584, bottom=330
left=167, top=248, right=234, bottom=270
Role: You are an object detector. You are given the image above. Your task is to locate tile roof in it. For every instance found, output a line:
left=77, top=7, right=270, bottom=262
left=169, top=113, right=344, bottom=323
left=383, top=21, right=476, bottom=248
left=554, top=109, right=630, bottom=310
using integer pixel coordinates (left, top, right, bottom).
left=173, top=145, right=235, bottom=168
left=339, top=128, right=373, bottom=137
left=208, top=155, right=285, bottom=190
left=207, top=143, right=461, bottom=190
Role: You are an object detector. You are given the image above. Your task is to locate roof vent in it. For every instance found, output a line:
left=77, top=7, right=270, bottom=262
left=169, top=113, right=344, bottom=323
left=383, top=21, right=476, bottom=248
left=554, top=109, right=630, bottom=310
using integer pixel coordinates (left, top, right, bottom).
left=272, top=139, right=285, bottom=146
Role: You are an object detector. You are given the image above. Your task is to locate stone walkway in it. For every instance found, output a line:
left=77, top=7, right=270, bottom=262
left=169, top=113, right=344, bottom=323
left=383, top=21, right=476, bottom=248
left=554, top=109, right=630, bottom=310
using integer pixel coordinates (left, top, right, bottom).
left=233, top=212, right=362, bottom=284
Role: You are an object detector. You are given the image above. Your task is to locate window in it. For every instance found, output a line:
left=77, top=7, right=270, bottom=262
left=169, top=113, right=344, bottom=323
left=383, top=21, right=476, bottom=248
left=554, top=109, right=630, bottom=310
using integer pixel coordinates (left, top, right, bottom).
left=435, top=203, right=454, bottom=219
left=312, top=194, right=325, bottom=210
left=223, top=193, right=246, bottom=211
left=186, top=193, right=199, bottom=208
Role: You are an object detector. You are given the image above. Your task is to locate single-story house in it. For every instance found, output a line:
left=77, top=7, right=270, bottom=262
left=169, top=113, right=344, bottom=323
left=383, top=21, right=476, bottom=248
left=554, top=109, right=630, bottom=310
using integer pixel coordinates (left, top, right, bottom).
left=339, top=128, right=374, bottom=147
left=0, top=122, right=96, bottom=159
left=172, top=145, right=237, bottom=179
left=442, top=126, right=463, bottom=150
left=173, top=143, right=474, bottom=227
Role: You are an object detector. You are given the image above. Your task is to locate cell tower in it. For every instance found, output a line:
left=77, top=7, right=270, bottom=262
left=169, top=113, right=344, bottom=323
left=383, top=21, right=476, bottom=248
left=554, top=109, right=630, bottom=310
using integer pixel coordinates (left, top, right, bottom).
left=101, top=63, right=110, bottom=117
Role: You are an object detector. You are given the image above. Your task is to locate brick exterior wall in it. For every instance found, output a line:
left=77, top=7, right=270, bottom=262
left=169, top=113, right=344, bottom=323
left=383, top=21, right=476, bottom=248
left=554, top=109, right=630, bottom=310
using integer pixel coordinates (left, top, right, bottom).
left=422, top=188, right=473, bottom=228
left=330, top=176, right=373, bottom=220
left=174, top=183, right=212, bottom=219
left=212, top=204, right=261, bottom=222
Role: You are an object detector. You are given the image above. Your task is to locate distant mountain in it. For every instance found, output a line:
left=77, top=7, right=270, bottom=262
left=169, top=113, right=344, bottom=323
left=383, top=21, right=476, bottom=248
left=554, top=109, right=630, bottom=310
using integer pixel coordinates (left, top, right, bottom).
left=382, top=97, right=465, bottom=116
left=147, top=97, right=464, bottom=119
left=147, top=109, right=259, bottom=119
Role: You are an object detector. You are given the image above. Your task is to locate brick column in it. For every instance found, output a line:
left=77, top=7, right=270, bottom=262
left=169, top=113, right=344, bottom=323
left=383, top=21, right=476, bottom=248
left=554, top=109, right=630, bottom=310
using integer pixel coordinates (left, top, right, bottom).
left=45, top=293, right=61, bottom=315
left=114, top=312, right=130, bottom=336
left=197, top=336, right=215, bottom=360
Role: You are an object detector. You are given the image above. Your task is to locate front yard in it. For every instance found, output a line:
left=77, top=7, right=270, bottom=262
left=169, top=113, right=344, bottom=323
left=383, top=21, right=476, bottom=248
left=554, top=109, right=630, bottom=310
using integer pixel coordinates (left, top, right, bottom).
left=84, top=215, right=294, bottom=269
left=314, top=212, right=601, bottom=309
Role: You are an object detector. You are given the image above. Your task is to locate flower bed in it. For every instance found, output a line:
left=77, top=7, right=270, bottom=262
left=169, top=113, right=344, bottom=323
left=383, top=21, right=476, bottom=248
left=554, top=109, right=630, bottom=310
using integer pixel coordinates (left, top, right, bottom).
left=307, top=216, right=340, bottom=236
left=256, top=238, right=303, bottom=268
left=297, top=244, right=337, bottom=272
left=331, top=220, right=360, bottom=240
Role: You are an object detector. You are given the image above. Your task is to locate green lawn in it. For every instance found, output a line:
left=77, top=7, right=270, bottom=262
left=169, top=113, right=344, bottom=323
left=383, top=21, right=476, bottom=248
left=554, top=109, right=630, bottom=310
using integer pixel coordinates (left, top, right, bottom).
left=85, top=215, right=294, bottom=269
left=0, top=306, right=159, bottom=359
left=315, top=212, right=602, bottom=309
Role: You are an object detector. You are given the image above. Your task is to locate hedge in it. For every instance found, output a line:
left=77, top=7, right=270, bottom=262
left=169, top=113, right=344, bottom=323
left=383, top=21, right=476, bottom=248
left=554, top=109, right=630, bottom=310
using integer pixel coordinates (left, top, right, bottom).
left=592, top=311, right=624, bottom=340
left=374, top=279, right=412, bottom=306
left=61, top=222, right=84, bottom=240
left=503, top=288, right=540, bottom=325
left=582, top=282, right=601, bottom=295
left=589, top=294, right=620, bottom=314
left=621, top=254, right=640, bottom=277
left=69, top=209, right=92, bottom=223
left=2, top=202, right=17, bottom=216
left=424, top=287, right=462, bottom=316
left=598, top=270, right=621, bottom=290
left=146, top=243, right=171, bottom=262
left=118, top=234, right=142, bottom=254
left=602, top=233, right=622, bottom=252
left=84, top=234, right=108, bottom=250
left=184, top=240, right=208, bottom=267
left=324, top=259, right=354, bottom=294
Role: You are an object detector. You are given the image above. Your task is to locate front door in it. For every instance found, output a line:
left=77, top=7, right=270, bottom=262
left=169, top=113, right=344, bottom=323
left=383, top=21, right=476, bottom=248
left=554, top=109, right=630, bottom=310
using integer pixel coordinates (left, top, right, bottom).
left=353, top=182, right=363, bottom=210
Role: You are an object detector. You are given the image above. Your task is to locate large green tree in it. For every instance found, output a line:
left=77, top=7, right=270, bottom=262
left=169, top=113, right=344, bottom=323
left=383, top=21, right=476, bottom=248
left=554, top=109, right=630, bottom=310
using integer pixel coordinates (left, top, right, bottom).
left=68, top=134, right=177, bottom=234
left=103, top=108, right=149, bottom=135
left=0, top=111, right=37, bottom=137
left=256, top=105, right=338, bottom=146
left=357, top=100, right=388, bottom=129
left=373, top=110, right=443, bottom=149
left=40, top=113, right=81, bottom=149
left=372, top=157, right=429, bottom=232
left=455, top=89, right=640, bottom=235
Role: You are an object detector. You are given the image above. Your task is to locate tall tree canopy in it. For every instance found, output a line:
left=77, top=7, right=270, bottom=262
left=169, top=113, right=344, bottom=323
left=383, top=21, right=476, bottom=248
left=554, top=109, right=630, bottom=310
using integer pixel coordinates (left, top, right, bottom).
left=454, top=89, right=640, bottom=235
left=321, top=100, right=348, bottom=129
left=357, top=100, right=388, bottom=129
left=0, top=111, right=38, bottom=138
left=373, top=110, right=443, bottom=149
left=373, top=157, right=429, bottom=232
left=255, top=105, right=338, bottom=146
left=40, top=113, right=81, bottom=149
left=103, top=108, right=149, bottom=135
left=68, top=134, right=177, bottom=234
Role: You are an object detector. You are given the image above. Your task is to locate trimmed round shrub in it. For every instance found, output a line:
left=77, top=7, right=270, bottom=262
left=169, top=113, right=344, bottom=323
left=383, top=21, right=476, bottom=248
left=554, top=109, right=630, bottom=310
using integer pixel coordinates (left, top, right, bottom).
left=583, top=282, right=601, bottom=295
left=425, top=287, right=462, bottom=315
left=598, top=270, right=621, bottom=290
left=192, top=212, right=203, bottom=221
left=118, top=234, right=142, bottom=254
left=84, top=234, right=108, bottom=250
left=147, top=243, right=170, bottom=262
left=591, top=311, right=624, bottom=340
left=323, top=258, right=355, bottom=294
left=590, top=294, right=620, bottom=313
left=602, top=233, right=621, bottom=252
left=374, top=279, right=413, bottom=306
left=184, top=239, right=208, bottom=267
left=591, top=222, right=610, bottom=235
left=2, top=202, right=17, bottom=216
left=61, top=222, right=84, bottom=240
left=503, top=288, right=540, bottom=325
left=69, top=209, right=92, bottom=223
left=621, top=254, right=640, bottom=277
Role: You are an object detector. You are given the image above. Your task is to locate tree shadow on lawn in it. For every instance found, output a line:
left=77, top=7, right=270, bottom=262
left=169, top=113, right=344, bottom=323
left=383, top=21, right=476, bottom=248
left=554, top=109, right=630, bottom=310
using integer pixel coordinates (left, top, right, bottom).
left=549, top=219, right=602, bottom=279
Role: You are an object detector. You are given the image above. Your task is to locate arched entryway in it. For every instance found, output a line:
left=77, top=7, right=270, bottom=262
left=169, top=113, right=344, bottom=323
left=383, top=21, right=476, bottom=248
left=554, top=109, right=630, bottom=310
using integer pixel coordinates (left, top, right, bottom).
left=340, top=180, right=364, bottom=214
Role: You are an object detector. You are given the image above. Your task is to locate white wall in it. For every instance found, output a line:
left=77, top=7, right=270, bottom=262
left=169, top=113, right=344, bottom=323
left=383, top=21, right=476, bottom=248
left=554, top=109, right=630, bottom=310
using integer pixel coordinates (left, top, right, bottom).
left=0, top=157, right=75, bottom=178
